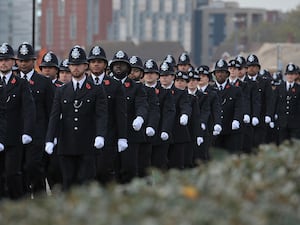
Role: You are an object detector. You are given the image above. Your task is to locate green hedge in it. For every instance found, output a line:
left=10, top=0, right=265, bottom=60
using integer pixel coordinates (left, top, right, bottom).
left=1, top=140, right=300, bottom=225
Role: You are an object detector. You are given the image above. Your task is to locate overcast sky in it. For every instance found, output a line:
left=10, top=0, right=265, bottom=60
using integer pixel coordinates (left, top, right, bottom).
left=223, top=0, right=300, bottom=12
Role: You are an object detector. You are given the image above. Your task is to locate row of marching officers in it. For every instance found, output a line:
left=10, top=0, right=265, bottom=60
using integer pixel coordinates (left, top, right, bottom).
left=0, top=42, right=300, bottom=200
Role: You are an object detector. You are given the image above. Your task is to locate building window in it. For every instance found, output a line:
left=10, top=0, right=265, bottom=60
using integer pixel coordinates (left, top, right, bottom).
left=70, top=14, right=77, bottom=40
left=46, top=9, right=53, bottom=45
left=165, top=14, right=171, bottom=40
left=93, top=0, right=99, bottom=33
left=58, top=0, right=65, bottom=17
left=152, top=13, right=158, bottom=40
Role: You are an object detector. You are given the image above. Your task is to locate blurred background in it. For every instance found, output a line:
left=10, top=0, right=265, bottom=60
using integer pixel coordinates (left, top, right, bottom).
left=0, top=0, right=300, bottom=71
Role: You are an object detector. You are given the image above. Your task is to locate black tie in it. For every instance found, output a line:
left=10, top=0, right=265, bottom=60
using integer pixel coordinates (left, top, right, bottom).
left=76, top=82, right=80, bottom=91
left=2, top=76, right=6, bottom=86
left=288, top=84, right=292, bottom=91
left=219, top=85, right=223, bottom=91
left=95, top=77, right=99, bottom=85
left=23, top=74, right=28, bottom=80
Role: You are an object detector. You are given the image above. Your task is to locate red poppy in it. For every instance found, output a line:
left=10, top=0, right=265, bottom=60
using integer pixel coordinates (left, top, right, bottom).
left=55, top=83, right=62, bottom=87
left=104, top=79, right=110, bottom=85
left=171, top=90, right=175, bottom=95
left=29, top=79, right=34, bottom=85
left=124, top=82, right=130, bottom=88
left=11, top=77, right=16, bottom=84
left=225, top=85, right=230, bottom=89
left=292, top=88, right=296, bottom=93
left=86, top=83, right=91, bottom=89
left=235, top=82, right=239, bottom=87
left=155, top=88, right=159, bottom=95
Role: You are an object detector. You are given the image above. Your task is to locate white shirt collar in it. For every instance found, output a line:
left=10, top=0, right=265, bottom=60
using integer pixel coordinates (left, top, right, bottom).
left=91, top=73, right=105, bottom=85
left=72, top=76, right=86, bottom=90
left=248, top=74, right=257, bottom=81
left=145, top=82, right=157, bottom=88
left=216, top=81, right=227, bottom=90
left=1, top=71, right=12, bottom=84
left=161, top=81, right=174, bottom=89
left=20, top=69, right=34, bottom=80
left=188, top=88, right=197, bottom=95
left=286, top=81, right=295, bottom=90
left=198, top=84, right=208, bottom=92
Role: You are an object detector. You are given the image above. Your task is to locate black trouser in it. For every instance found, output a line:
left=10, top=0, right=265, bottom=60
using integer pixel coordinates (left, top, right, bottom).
left=0, top=144, right=24, bottom=200
left=137, top=142, right=152, bottom=177
left=44, top=148, right=62, bottom=189
left=23, top=143, right=45, bottom=195
left=214, top=132, right=242, bottom=154
left=168, top=143, right=185, bottom=170
left=253, top=124, right=267, bottom=148
left=59, top=154, right=96, bottom=191
left=185, top=141, right=195, bottom=168
left=151, top=143, right=169, bottom=170
left=278, top=127, right=300, bottom=144
left=95, top=145, right=117, bottom=185
left=241, top=124, right=254, bottom=153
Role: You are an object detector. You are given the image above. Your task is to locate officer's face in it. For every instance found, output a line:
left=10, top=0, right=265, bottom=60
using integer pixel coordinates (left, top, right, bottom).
left=214, top=70, right=228, bottom=84
left=0, top=58, right=15, bottom=74
left=187, top=78, right=198, bottom=90
left=16, top=59, right=35, bottom=73
left=89, top=59, right=107, bottom=75
left=144, top=72, right=158, bottom=85
left=229, top=67, right=239, bottom=79
left=285, top=73, right=297, bottom=83
left=199, top=74, right=209, bottom=86
left=112, top=62, right=130, bottom=75
left=59, top=71, right=72, bottom=84
left=128, top=68, right=143, bottom=81
left=159, top=75, right=174, bottom=86
left=247, top=65, right=260, bottom=76
left=69, top=64, right=88, bottom=79
left=177, top=64, right=190, bottom=72
left=175, top=78, right=187, bottom=90
left=40, top=66, right=58, bottom=80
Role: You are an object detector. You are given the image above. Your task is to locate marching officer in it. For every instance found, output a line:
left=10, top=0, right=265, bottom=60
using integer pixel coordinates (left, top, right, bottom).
left=177, top=52, right=192, bottom=72
left=212, top=59, right=243, bottom=153
left=16, top=42, right=55, bottom=196
left=87, top=45, right=127, bottom=184
left=110, top=50, right=148, bottom=183
left=58, top=59, right=72, bottom=84
left=246, top=54, right=274, bottom=147
left=197, top=65, right=222, bottom=160
left=129, top=57, right=160, bottom=177
left=39, top=51, right=64, bottom=88
left=274, top=63, right=300, bottom=143
left=163, top=54, right=177, bottom=72
left=45, top=45, right=107, bottom=190
left=0, top=43, right=35, bottom=199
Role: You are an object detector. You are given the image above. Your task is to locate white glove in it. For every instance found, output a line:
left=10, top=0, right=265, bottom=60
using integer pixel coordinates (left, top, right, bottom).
left=146, top=127, right=155, bottom=137
left=243, top=114, right=250, bottom=124
left=180, top=114, right=188, bottom=126
left=269, top=122, right=275, bottom=129
left=22, top=134, right=32, bottom=144
left=0, top=143, right=4, bottom=152
left=53, top=137, right=58, bottom=146
left=94, top=136, right=105, bottom=149
left=196, top=137, right=204, bottom=146
left=274, top=114, right=278, bottom=120
left=265, top=116, right=271, bottom=124
left=160, top=132, right=169, bottom=141
left=132, top=116, right=144, bottom=131
left=213, top=124, right=222, bottom=136
left=201, top=123, right=206, bottom=131
left=252, top=117, right=259, bottom=126
left=232, top=120, right=240, bottom=130
left=45, top=142, right=54, bottom=155
left=118, top=138, right=128, bottom=152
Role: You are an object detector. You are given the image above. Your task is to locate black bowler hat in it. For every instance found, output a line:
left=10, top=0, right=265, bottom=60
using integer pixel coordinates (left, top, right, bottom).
left=0, top=43, right=15, bottom=59
left=175, top=71, right=189, bottom=81
left=246, top=54, right=260, bottom=68
left=188, top=70, right=200, bottom=80
left=87, top=45, right=108, bottom=63
left=159, top=61, right=175, bottom=76
left=68, top=45, right=88, bottom=65
left=196, top=65, right=212, bottom=80
left=228, top=59, right=241, bottom=69
left=143, top=59, right=159, bottom=74
left=17, top=42, right=36, bottom=60
left=59, top=59, right=70, bottom=72
left=39, top=51, right=59, bottom=69
left=130, top=56, right=144, bottom=72
left=212, top=59, right=230, bottom=75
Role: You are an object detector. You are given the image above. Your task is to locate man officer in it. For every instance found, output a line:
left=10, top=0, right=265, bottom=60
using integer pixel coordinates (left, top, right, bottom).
left=45, top=45, right=107, bottom=190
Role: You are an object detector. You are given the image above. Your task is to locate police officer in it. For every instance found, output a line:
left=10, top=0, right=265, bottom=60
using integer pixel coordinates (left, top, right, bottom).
left=163, top=54, right=177, bottom=72
left=16, top=42, right=55, bottom=196
left=110, top=50, right=148, bottom=183
left=212, top=59, right=243, bottom=153
left=177, top=52, right=192, bottom=72
left=87, top=45, right=127, bottom=185
left=39, top=51, right=64, bottom=87
left=246, top=54, right=274, bottom=147
left=130, top=57, right=160, bottom=177
left=58, top=59, right=72, bottom=84
left=45, top=45, right=107, bottom=190
left=274, top=63, right=300, bottom=143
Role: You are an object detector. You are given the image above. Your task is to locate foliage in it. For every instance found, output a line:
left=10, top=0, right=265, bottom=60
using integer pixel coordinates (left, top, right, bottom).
left=1, top=140, right=300, bottom=225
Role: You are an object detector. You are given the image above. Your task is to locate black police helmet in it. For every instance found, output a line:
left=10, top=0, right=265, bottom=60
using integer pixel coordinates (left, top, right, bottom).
left=87, top=45, right=108, bottom=64
left=0, top=43, right=15, bottom=59
left=17, top=42, right=36, bottom=60
left=68, top=45, right=88, bottom=65
left=39, top=51, right=59, bottom=69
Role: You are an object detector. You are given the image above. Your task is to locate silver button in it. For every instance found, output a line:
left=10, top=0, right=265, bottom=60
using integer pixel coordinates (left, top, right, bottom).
left=75, top=109, right=78, bottom=112
left=286, top=112, right=289, bottom=115
left=108, top=95, right=111, bottom=99
left=13, top=94, right=16, bottom=97
left=286, top=106, right=289, bottom=109
left=74, top=118, right=78, bottom=121
left=221, top=116, right=224, bottom=119
left=63, top=100, right=67, bottom=103
left=127, top=97, right=130, bottom=100
left=74, top=127, right=78, bottom=130
left=87, top=99, right=90, bottom=102
left=36, top=90, right=40, bottom=93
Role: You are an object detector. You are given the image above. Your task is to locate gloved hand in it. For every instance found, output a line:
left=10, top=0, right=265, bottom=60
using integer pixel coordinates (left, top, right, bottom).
left=201, top=123, right=206, bottom=131
left=180, top=114, right=188, bottom=126
left=196, top=137, right=204, bottom=146
left=0, top=143, right=4, bottom=152
left=118, top=138, right=128, bottom=152
left=94, top=136, right=105, bottom=149
left=232, top=120, right=240, bottom=130
left=252, top=117, right=259, bottom=126
left=265, top=116, right=271, bottom=124
left=269, top=122, right=275, bottom=129
left=274, top=114, right=278, bottom=120
left=160, top=132, right=169, bottom=141
left=146, top=127, right=155, bottom=137
left=22, top=134, right=32, bottom=144
left=53, top=137, right=58, bottom=146
left=132, top=116, right=144, bottom=131
left=213, top=124, right=222, bottom=136
left=243, top=114, right=250, bottom=124
left=45, top=142, right=54, bottom=155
